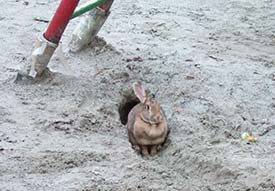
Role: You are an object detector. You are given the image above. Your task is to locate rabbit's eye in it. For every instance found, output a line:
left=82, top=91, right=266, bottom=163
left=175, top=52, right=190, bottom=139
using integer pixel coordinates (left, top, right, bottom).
left=146, top=105, right=150, bottom=110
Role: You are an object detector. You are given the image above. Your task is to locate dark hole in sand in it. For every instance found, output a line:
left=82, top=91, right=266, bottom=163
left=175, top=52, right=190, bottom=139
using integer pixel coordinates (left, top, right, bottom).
left=118, top=90, right=140, bottom=125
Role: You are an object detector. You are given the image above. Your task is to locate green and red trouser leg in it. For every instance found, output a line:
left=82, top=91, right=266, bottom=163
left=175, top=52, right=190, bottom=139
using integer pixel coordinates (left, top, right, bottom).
left=18, top=0, right=113, bottom=79
left=45, top=0, right=80, bottom=45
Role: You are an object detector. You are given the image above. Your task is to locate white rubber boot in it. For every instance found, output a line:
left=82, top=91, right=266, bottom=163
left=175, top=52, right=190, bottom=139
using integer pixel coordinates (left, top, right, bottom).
left=69, top=6, right=110, bottom=52
left=17, top=35, right=58, bottom=80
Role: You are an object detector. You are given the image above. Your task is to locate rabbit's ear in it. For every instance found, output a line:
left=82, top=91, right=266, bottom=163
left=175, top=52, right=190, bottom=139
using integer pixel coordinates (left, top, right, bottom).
left=133, top=82, right=146, bottom=103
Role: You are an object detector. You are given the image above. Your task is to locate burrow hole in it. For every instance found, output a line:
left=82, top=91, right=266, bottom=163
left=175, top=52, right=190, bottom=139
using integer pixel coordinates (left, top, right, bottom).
left=118, top=90, right=140, bottom=125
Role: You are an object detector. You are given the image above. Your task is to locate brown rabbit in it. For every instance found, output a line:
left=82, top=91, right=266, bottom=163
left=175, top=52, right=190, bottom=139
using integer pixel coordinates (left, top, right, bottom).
left=127, top=82, right=169, bottom=156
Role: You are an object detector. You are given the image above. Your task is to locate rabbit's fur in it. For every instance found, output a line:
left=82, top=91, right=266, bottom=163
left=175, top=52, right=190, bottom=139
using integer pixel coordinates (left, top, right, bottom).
left=127, top=82, right=169, bottom=156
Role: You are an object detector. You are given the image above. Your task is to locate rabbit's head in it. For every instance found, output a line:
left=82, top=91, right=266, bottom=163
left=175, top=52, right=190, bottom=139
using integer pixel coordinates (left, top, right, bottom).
left=133, top=82, right=164, bottom=124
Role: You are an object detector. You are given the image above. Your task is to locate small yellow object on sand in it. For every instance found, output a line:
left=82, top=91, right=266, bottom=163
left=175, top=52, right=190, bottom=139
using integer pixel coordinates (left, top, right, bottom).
left=241, top=132, right=257, bottom=142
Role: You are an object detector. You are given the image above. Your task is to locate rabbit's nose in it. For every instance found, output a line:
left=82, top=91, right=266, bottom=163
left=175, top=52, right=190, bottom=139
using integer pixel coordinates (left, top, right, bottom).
left=155, top=115, right=162, bottom=122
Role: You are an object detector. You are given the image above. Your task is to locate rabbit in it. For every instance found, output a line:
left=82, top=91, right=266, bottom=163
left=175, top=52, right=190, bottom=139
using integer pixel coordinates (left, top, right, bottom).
left=127, top=82, right=169, bottom=156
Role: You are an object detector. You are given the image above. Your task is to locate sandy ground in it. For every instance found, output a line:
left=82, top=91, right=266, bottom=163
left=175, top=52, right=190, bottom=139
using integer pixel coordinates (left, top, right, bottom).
left=0, top=0, right=275, bottom=190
